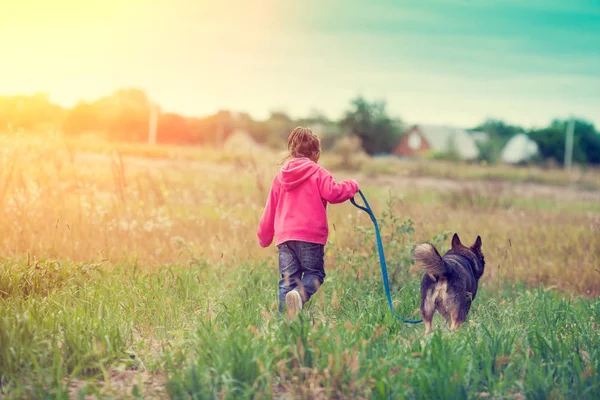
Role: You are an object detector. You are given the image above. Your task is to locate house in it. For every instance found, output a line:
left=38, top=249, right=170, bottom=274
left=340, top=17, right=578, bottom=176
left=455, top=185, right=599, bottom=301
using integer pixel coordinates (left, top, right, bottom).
left=393, top=125, right=431, bottom=155
left=500, top=133, right=539, bottom=164
left=393, top=125, right=479, bottom=160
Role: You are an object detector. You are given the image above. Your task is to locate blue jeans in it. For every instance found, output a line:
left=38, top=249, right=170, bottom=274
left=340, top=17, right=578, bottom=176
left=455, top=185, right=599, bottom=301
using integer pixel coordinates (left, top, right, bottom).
left=277, top=241, right=326, bottom=313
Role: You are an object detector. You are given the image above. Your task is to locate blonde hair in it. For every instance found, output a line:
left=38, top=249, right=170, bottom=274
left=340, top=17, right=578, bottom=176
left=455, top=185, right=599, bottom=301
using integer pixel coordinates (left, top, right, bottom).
left=287, top=126, right=321, bottom=161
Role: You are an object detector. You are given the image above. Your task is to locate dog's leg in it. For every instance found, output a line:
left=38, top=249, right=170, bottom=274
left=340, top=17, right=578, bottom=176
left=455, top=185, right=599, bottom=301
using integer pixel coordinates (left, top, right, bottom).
left=424, top=317, right=434, bottom=336
left=450, top=319, right=460, bottom=331
left=449, top=302, right=466, bottom=332
left=421, top=281, right=437, bottom=336
left=421, top=301, right=435, bottom=336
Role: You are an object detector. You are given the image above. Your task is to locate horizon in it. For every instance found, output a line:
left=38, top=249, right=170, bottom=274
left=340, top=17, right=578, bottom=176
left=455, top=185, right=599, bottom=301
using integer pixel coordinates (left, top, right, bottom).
left=2, top=0, right=599, bottom=129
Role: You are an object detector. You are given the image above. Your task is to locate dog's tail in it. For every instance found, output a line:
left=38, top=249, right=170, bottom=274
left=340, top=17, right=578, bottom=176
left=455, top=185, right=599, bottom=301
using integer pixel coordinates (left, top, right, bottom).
left=412, top=243, right=447, bottom=276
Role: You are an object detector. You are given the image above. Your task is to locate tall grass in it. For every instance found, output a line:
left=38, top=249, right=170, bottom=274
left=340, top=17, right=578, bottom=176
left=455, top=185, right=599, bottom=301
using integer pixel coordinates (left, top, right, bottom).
left=2, top=236, right=598, bottom=398
left=355, top=156, right=600, bottom=191
left=1, top=135, right=599, bottom=398
left=1, top=136, right=598, bottom=294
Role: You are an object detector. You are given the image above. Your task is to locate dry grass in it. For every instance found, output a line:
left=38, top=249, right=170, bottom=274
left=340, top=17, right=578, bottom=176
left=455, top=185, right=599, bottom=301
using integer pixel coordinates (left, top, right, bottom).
left=0, top=136, right=275, bottom=266
left=1, top=134, right=599, bottom=296
left=356, top=155, right=600, bottom=191
left=1, top=134, right=599, bottom=398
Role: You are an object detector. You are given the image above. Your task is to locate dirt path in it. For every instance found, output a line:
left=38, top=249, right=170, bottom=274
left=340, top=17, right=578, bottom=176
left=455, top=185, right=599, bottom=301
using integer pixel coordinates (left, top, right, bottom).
left=352, top=173, right=600, bottom=204
left=75, top=152, right=600, bottom=204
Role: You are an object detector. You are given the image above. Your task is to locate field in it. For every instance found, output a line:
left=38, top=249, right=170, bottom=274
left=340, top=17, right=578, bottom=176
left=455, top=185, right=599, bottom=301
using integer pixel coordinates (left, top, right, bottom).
left=1, top=135, right=599, bottom=399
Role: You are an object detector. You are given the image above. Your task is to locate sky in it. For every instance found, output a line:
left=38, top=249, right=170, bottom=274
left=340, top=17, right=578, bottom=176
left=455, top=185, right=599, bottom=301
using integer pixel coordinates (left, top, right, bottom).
left=1, top=0, right=599, bottom=128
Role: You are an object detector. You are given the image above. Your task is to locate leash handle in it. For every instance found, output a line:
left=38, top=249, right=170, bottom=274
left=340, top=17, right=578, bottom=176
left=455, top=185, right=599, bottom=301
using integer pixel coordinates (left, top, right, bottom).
left=351, top=190, right=422, bottom=324
left=350, top=190, right=370, bottom=214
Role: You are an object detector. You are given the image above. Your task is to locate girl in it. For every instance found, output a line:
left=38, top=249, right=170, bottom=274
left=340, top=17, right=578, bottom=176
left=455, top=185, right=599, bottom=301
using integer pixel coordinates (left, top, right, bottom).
left=257, top=127, right=359, bottom=319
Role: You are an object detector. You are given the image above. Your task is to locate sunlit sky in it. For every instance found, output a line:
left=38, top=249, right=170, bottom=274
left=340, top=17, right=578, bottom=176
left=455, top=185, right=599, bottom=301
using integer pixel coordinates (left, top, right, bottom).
left=2, top=0, right=599, bottom=127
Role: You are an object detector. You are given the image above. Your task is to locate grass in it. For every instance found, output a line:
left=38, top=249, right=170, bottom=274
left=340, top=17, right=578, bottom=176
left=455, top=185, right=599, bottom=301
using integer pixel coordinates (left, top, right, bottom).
left=1, top=135, right=599, bottom=398
left=4, top=133, right=600, bottom=190
left=2, top=257, right=599, bottom=398
left=354, top=155, right=600, bottom=191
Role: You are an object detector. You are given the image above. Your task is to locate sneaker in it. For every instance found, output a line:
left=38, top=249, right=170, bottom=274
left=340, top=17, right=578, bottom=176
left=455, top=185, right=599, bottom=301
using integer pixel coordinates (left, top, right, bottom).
left=285, top=290, right=303, bottom=320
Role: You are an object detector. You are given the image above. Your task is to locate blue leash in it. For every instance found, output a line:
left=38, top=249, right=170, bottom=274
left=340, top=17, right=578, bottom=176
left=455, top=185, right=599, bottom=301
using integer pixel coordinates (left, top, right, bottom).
left=350, top=190, right=422, bottom=324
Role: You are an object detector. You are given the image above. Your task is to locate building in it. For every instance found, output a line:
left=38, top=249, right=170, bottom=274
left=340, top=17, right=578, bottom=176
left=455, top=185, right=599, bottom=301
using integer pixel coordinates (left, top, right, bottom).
left=500, top=133, right=539, bottom=164
left=393, top=125, right=480, bottom=160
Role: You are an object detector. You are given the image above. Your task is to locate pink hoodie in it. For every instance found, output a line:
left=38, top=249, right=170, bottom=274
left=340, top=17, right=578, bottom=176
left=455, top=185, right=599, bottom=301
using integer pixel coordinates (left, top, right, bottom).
left=257, top=158, right=359, bottom=248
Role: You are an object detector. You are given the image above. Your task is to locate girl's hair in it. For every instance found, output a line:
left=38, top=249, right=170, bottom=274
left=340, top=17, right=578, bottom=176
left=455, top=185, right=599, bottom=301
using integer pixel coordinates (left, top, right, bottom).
left=287, top=126, right=321, bottom=161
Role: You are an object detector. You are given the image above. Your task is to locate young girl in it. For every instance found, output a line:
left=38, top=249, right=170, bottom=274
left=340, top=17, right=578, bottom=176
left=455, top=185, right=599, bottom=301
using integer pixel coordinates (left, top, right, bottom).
left=257, top=127, right=359, bottom=319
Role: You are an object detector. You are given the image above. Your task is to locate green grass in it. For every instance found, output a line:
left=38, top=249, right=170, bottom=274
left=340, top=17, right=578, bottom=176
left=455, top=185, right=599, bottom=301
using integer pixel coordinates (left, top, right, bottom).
left=1, top=259, right=599, bottom=399
left=167, top=271, right=600, bottom=400
left=1, top=136, right=599, bottom=398
left=1, top=218, right=599, bottom=399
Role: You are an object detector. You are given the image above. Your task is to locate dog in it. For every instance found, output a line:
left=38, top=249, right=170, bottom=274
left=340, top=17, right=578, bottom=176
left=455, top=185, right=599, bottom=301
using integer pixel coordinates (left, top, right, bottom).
left=412, top=233, right=485, bottom=335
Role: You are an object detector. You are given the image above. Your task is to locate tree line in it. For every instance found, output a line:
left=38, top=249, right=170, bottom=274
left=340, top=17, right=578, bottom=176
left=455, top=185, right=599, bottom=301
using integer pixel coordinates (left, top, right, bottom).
left=1, top=89, right=599, bottom=165
left=471, top=119, right=600, bottom=165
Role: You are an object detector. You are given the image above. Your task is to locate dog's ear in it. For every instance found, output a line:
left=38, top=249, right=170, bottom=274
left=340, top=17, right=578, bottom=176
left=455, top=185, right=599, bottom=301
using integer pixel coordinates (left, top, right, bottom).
left=471, top=236, right=482, bottom=251
left=451, top=233, right=462, bottom=249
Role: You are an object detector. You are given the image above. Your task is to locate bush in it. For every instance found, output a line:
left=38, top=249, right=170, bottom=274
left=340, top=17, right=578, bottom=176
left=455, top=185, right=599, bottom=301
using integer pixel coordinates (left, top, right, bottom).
left=332, top=135, right=369, bottom=170
left=430, top=150, right=462, bottom=162
left=340, top=97, right=402, bottom=155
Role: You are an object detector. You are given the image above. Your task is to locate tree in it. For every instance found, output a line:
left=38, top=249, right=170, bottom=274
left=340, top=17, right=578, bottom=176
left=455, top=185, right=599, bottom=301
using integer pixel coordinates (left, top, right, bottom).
left=0, top=94, right=65, bottom=133
left=63, top=88, right=151, bottom=141
left=340, top=96, right=401, bottom=155
left=471, top=119, right=525, bottom=164
left=264, top=111, right=296, bottom=146
left=63, top=101, right=99, bottom=136
left=473, top=119, right=524, bottom=139
left=297, top=109, right=330, bottom=127
left=184, top=110, right=234, bottom=145
left=102, top=88, right=151, bottom=141
left=528, top=119, right=598, bottom=165
left=574, top=120, right=600, bottom=164
left=157, top=113, right=192, bottom=144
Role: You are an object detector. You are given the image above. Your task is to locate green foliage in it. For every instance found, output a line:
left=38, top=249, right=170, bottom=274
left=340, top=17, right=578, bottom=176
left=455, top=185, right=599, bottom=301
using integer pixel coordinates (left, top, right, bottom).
left=235, top=112, right=271, bottom=146
left=470, top=118, right=600, bottom=166
left=262, top=111, right=296, bottom=147
left=579, top=124, right=600, bottom=165
left=336, top=193, right=424, bottom=295
left=167, top=281, right=599, bottom=400
left=471, top=119, right=525, bottom=164
left=0, top=93, right=65, bottom=133
left=4, top=91, right=600, bottom=166
left=63, top=89, right=152, bottom=141
left=529, top=119, right=600, bottom=165
left=473, top=119, right=524, bottom=140
left=340, top=96, right=402, bottom=155
left=1, top=132, right=599, bottom=397
left=1, top=211, right=599, bottom=398
left=474, top=135, right=505, bottom=164
left=430, top=136, right=462, bottom=162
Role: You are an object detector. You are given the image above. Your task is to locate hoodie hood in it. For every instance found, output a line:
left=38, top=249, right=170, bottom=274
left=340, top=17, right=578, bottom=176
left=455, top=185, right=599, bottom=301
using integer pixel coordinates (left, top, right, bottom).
left=278, top=158, right=320, bottom=191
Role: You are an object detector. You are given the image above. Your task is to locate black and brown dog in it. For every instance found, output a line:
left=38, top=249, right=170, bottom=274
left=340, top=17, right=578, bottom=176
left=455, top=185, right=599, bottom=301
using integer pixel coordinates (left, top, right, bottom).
left=412, top=233, right=485, bottom=335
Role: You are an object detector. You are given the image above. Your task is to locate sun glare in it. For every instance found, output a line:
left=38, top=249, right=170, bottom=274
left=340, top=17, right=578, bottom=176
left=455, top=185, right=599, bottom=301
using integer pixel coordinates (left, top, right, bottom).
left=1, top=0, right=277, bottom=108
left=2, top=0, right=137, bottom=102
